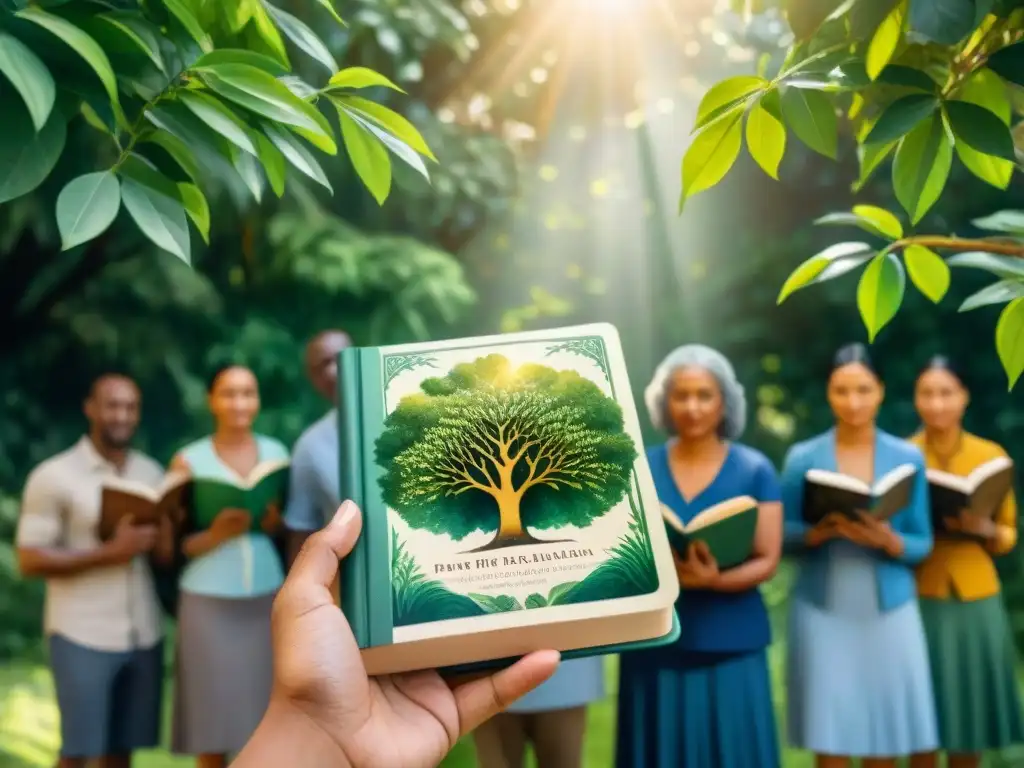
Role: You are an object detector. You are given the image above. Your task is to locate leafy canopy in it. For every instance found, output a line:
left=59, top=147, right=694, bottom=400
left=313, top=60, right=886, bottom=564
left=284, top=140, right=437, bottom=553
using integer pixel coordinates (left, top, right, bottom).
left=376, top=354, right=638, bottom=541
left=0, top=0, right=435, bottom=264
left=683, top=0, right=1024, bottom=386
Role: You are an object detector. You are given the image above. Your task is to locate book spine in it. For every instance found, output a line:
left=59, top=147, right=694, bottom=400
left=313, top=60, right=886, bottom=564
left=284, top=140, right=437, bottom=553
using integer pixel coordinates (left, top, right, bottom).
left=361, top=348, right=394, bottom=648
left=339, top=347, right=370, bottom=649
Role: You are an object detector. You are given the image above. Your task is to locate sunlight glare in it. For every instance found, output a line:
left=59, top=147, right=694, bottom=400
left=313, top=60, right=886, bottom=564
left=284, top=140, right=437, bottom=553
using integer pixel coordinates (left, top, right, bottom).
left=578, top=0, right=632, bottom=15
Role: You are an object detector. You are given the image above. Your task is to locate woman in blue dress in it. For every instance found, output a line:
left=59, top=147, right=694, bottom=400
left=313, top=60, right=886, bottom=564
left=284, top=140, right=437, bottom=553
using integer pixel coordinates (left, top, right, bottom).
left=782, top=343, right=938, bottom=768
left=615, top=344, right=783, bottom=768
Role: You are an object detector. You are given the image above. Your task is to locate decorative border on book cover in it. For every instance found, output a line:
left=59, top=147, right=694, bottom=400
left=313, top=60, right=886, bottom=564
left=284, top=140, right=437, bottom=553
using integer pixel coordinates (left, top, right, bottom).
left=376, top=334, right=658, bottom=630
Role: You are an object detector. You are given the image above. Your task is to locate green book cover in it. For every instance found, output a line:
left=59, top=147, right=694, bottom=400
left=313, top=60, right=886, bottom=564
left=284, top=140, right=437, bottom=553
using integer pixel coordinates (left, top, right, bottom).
left=190, top=459, right=291, bottom=531
left=338, top=323, right=681, bottom=676
left=660, top=497, right=759, bottom=570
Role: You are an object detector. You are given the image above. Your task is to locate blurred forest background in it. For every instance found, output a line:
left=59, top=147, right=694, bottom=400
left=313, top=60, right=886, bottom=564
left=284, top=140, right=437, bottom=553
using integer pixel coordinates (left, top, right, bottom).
left=2, top=0, right=1024, bottom=766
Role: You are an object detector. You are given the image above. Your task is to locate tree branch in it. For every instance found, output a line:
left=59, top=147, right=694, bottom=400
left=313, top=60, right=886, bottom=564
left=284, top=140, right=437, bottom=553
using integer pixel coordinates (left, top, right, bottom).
left=895, top=236, right=1024, bottom=257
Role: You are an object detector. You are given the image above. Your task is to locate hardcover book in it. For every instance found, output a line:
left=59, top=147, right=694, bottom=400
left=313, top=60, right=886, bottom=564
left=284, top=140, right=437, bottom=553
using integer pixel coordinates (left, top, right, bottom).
left=660, top=496, right=758, bottom=570
left=928, top=456, right=1014, bottom=537
left=188, top=459, right=290, bottom=531
left=338, top=323, right=680, bottom=676
left=98, top=473, right=192, bottom=541
left=802, top=463, right=917, bottom=525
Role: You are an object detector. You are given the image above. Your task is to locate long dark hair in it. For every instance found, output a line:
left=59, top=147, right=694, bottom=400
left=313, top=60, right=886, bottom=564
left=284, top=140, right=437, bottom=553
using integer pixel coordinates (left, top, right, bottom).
left=916, top=354, right=968, bottom=391
left=828, top=342, right=883, bottom=383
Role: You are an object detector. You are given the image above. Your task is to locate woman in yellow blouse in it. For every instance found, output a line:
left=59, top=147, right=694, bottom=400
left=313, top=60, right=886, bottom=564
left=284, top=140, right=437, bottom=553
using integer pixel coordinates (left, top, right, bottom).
left=909, top=355, right=1024, bottom=768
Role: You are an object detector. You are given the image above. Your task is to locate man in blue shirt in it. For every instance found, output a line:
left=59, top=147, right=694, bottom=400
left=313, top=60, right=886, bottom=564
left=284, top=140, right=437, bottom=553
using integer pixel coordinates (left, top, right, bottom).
left=285, top=329, right=351, bottom=563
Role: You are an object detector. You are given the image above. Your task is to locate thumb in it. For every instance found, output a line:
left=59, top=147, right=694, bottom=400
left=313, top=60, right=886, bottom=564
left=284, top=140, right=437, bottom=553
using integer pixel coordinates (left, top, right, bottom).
left=289, top=500, right=363, bottom=593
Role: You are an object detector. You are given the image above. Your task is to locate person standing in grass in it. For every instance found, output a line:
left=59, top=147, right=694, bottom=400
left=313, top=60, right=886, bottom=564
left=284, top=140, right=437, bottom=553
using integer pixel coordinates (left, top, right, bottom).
left=15, top=373, right=170, bottom=768
left=908, top=355, right=1024, bottom=768
left=614, top=344, right=783, bottom=768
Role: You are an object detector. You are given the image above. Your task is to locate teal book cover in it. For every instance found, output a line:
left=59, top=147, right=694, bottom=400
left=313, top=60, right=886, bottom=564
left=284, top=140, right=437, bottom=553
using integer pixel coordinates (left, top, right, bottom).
left=338, top=322, right=680, bottom=676
left=660, top=497, right=759, bottom=571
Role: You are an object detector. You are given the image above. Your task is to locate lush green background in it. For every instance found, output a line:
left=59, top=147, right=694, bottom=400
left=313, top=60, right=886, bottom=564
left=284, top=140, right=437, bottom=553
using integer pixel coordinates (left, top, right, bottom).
left=3, top=0, right=1024, bottom=766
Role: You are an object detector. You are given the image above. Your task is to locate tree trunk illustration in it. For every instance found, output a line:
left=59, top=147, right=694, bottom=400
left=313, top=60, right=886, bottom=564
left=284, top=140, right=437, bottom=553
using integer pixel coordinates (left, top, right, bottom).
left=466, top=483, right=574, bottom=552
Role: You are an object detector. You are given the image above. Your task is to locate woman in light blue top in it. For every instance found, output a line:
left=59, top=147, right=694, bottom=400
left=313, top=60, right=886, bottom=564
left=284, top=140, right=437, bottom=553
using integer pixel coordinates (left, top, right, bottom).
left=168, top=364, right=289, bottom=768
left=782, top=343, right=937, bottom=768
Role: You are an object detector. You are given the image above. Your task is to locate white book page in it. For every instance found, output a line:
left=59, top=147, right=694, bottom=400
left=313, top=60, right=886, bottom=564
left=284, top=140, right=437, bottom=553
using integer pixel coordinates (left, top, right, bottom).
left=805, top=468, right=870, bottom=495
left=873, top=463, right=916, bottom=496
left=103, top=476, right=160, bottom=503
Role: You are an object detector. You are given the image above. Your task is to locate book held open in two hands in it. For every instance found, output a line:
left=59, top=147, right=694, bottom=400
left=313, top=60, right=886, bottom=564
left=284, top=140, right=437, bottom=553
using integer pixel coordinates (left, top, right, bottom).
left=661, top=496, right=759, bottom=570
left=927, top=456, right=1014, bottom=538
left=98, top=472, right=192, bottom=541
left=188, top=459, right=290, bottom=531
left=802, top=463, right=917, bottom=525
left=338, top=323, right=681, bottom=676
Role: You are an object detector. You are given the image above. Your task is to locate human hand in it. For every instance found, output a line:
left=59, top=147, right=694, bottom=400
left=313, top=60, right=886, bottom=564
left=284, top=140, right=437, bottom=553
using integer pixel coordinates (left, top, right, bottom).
left=676, top=540, right=719, bottom=589
left=261, top=503, right=284, bottom=536
left=104, top=516, right=158, bottom=564
left=239, top=500, right=560, bottom=768
left=836, top=512, right=903, bottom=557
left=805, top=513, right=844, bottom=547
left=210, top=508, right=252, bottom=543
left=953, top=509, right=996, bottom=538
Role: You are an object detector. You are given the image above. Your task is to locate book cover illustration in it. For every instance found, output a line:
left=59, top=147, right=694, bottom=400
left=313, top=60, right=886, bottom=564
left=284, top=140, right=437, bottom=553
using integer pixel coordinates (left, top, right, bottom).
left=189, top=458, right=290, bottom=531
left=802, top=463, right=916, bottom=524
left=370, top=331, right=676, bottom=645
left=661, top=496, right=758, bottom=570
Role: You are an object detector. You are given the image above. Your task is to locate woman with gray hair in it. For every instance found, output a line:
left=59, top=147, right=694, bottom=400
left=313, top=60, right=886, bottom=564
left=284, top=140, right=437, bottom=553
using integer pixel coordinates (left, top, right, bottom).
left=614, top=344, right=783, bottom=768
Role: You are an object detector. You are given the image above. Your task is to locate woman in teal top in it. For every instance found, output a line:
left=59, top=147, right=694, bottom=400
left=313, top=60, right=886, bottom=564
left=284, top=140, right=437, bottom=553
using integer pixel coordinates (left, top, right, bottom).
left=168, top=364, right=288, bottom=768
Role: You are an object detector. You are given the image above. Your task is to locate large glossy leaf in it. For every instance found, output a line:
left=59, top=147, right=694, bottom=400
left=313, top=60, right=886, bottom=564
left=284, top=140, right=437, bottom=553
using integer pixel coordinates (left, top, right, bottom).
left=177, top=181, right=209, bottom=243
left=955, top=69, right=1014, bottom=188
left=996, top=297, right=1024, bottom=388
left=893, top=113, right=953, bottom=224
left=159, top=0, right=212, bottom=52
left=777, top=241, right=875, bottom=303
left=679, top=106, right=744, bottom=209
left=909, top=0, right=975, bottom=44
left=338, top=108, right=391, bottom=205
left=815, top=205, right=904, bottom=239
left=864, top=94, right=938, bottom=145
left=853, top=140, right=897, bottom=192
left=988, top=42, right=1024, bottom=87
left=903, top=244, right=949, bottom=302
left=262, top=2, right=338, bottom=72
left=232, top=148, right=264, bottom=202
left=329, top=66, right=405, bottom=92
left=191, top=49, right=289, bottom=76
left=948, top=251, right=1024, bottom=278
left=178, top=91, right=257, bottom=157
left=0, top=33, right=55, bottom=131
left=255, top=133, right=286, bottom=196
left=55, top=171, right=120, bottom=250
left=97, top=13, right=166, bottom=74
left=972, top=210, right=1024, bottom=234
left=779, top=86, right=837, bottom=158
left=143, top=132, right=201, bottom=183
left=945, top=100, right=1016, bottom=160
left=866, top=1, right=905, bottom=80
left=335, top=103, right=429, bottom=181
left=959, top=280, right=1024, bottom=312
left=746, top=95, right=786, bottom=180
left=331, top=95, right=435, bottom=161
left=692, top=76, right=766, bottom=131
left=0, top=103, right=66, bottom=204
left=262, top=122, right=332, bottom=192
left=857, top=253, right=906, bottom=341
left=120, top=176, right=191, bottom=263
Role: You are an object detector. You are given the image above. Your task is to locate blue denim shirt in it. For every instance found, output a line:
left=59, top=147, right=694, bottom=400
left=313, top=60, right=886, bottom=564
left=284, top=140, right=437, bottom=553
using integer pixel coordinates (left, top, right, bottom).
left=283, top=410, right=339, bottom=533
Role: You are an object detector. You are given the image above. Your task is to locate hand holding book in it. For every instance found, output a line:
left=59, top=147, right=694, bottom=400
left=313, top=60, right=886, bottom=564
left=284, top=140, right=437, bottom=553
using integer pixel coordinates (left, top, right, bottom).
left=814, top=512, right=903, bottom=556
left=103, top=515, right=159, bottom=564
left=943, top=510, right=997, bottom=539
left=210, top=508, right=252, bottom=543
left=674, top=540, right=719, bottom=589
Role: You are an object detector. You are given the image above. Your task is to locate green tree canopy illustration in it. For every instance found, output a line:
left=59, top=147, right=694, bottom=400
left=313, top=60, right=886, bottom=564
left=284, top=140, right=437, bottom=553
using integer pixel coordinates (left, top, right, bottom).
left=376, top=354, right=638, bottom=550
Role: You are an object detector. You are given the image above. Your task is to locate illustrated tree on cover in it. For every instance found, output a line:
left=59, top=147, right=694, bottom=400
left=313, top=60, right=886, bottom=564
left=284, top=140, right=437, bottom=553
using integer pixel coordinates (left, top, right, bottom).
left=376, top=354, right=638, bottom=552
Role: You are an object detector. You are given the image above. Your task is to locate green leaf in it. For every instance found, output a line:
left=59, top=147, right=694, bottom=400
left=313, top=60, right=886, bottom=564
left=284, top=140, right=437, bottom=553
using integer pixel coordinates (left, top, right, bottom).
left=97, top=14, right=166, bottom=74
left=777, top=241, right=875, bottom=303
left=866, top=1, right=905, bottom=80
left=328, top=66, right=406, bottom=93
left=779, top=86, right=837, bottom=158
left=745, top=95, right=786, bottom=179
left=178, top=91, right=257, bottom=157
left=143, top=132, right=201, bottom=182
left=996, top=297, right=1024, bottom=388
left=679, top=106, right=744, bottom=209
left=909, top=0, right=976, bottom=45
left=177, top=181, right=210, bottom=243
left=330, top=95, right=435, bottom=161
left=959, top=280, right=1024, bottom=311
left=335, top=103, right=429, bottom=181
left=954, top=69, right=1014, bottom=188
left=948, top=251, right=1024, bottom=278
left=853, top=140, right=897, bottom=192
left=249, top=3, right=289, bottom=66
left=692, top=75, right=766, bottom=131
left=972, top=210, right=1024, bottom=234
left=864, top=94, right=938, bottom=144
left=944, top=100, right=1016, bottom=160
left=876, top=64, right=938, bottom=92
left=338, top=108, right=391, bottom=205
left=262, top=122, right=332, bottom=192
left=0, top=33, right=55, bottom=131
left=15, top=7, right=124, bottom=126
left=853, top=204, right=904, bottom=238
left=903, top=244, right=949, bottom=302
left=893, top=113, right=953, bottom=224
left=55, top=171, right=120, bottom=251
left=857, top=253, right=906, bottom=341
left=232, top=148, right=265, bottom=202
left=262, top=2, right=338, bottom=72
left=313, top=0, right=346, bottom=26
left=159, top=0, right=212, bottom=52
left=988, top=42, right=1024, bottom=87
left=120, top=176, right=190, bottom=263
left=198, top=64, right=336, bottom=155
left=0, top=103, right=66, bottom=204
left=191, top=49, right=289, bottom=76
left=255, top=133, right=286, bottom=196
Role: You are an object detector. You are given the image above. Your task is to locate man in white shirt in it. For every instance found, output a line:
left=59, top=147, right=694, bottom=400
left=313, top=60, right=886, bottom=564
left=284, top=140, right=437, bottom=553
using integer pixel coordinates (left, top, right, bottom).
left=16, top=374, right=168, bottom=768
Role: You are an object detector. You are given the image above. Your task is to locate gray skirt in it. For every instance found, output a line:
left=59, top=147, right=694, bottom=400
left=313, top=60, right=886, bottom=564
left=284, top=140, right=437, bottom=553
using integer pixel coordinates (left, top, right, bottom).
left=172, top=591, right=276, bottom=755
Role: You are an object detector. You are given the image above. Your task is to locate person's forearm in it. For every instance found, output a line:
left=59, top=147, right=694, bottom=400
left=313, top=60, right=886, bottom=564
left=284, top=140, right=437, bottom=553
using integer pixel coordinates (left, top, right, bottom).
left=234, top=698, right=351, bottom=768
left=182, top=530, right=225, bottom=559
left=17, top=545, right=116, bottom=578
left=709, top=554, right=780, bottom=592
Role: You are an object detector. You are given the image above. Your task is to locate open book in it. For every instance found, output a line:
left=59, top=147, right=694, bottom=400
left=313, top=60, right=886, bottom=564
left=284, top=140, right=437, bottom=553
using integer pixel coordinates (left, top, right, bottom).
left=189, top=458, right=290, bottom=531
left=661, top=496, right=758, bottom=570
left=338, top=323, right=681, bottom=676
left=98, top=472, right=192, bottom=541
left=802, top=463, right=917, bottom=524
left=928, top=456, right=1014, bottom=537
